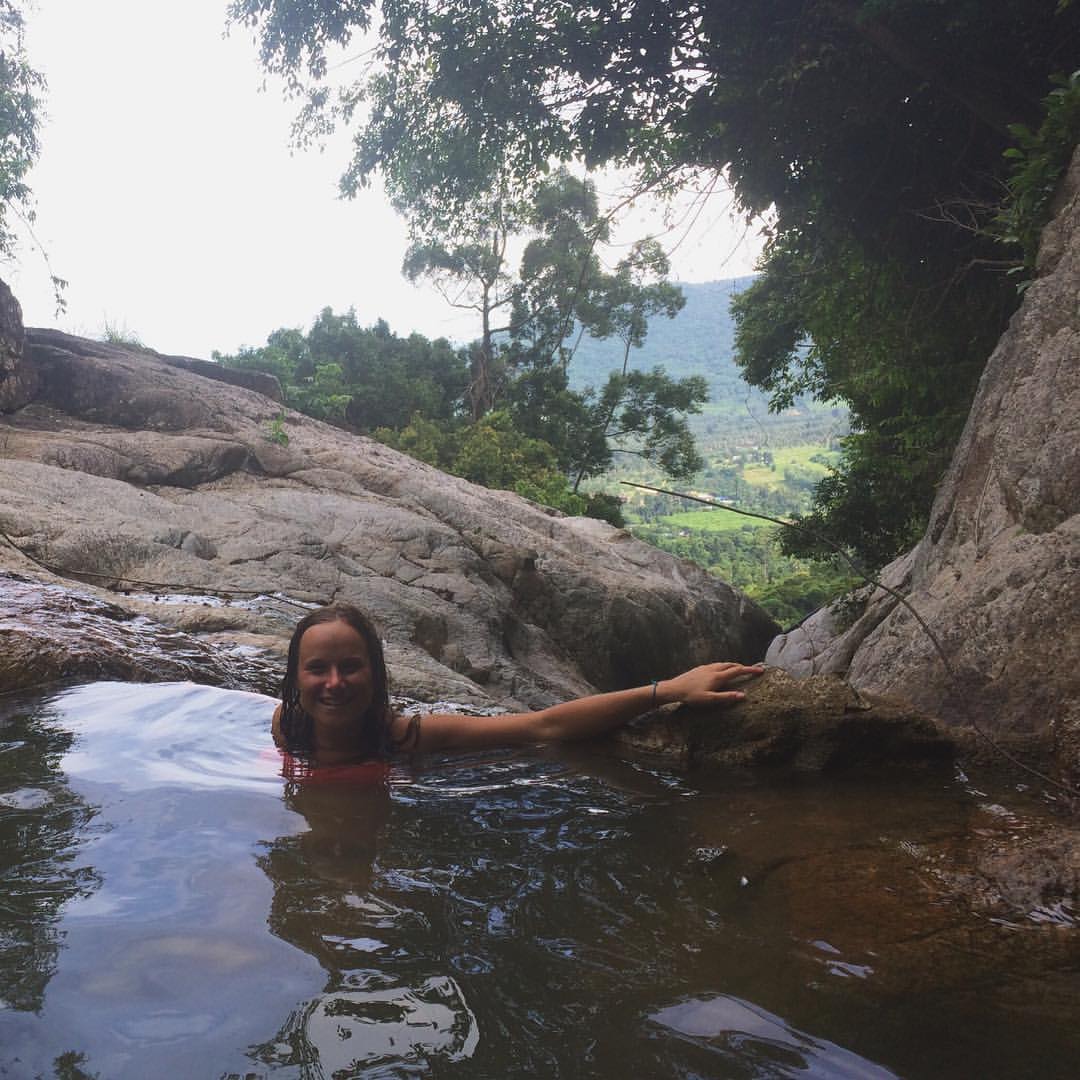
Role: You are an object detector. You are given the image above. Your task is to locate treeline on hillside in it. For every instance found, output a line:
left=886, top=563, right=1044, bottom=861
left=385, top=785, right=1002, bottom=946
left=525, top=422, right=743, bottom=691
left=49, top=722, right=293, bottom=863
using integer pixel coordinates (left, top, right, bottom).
left=216, top=309, right=608, bottom=516
left=221, top=314, right=468, bottom=431
left=632, top=519, right=857, bottom=628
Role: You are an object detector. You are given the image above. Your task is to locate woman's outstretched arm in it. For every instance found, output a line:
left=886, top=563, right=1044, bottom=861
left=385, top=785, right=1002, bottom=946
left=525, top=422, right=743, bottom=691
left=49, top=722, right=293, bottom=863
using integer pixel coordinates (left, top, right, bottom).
left=399, top=663, right=764, bottom=754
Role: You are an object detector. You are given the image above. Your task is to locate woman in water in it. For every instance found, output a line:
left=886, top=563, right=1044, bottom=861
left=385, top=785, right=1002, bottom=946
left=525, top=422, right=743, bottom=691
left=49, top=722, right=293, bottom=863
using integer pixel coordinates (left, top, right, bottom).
left=272, top=603, right=764, bottom=764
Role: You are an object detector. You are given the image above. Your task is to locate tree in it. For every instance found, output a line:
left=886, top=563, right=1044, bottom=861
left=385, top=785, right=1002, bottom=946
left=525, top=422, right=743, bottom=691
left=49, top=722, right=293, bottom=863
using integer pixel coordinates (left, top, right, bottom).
left=504, top=168, right=613, bottom=369
left=217, top=309, right=471, bottom=429
left=0, top=4, right=40, bottom=239
left=229, top=1, right=1075, bottom=219
left=569, top=238, right=692, bottom=490
left=402, top=169, right=617, bottom=400
left=401, top=191, right=520, bottom=418
left=0, top=1, right=59, bottom=304
left=229, top=0, right=1080, bottom=565
left=730, top=234, right=992, bottom=563
left=403, top=167, right=704, bottom=489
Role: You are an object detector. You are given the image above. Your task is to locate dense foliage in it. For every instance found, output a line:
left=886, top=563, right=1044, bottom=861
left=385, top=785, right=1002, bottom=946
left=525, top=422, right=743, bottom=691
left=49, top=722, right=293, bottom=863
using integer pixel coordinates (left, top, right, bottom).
left=0, top=3, right=44, bottom=255
left=719, top=0, right=1079, bottom=566
left=230, top=0, right=1080, bottom=568
left=217, top=310, right=470, bottom=428
left=993, top=69, right=1080, bottom=272
left=633, top=517, right=859, bottom=627
left=374, top=408, right=624, bottom=521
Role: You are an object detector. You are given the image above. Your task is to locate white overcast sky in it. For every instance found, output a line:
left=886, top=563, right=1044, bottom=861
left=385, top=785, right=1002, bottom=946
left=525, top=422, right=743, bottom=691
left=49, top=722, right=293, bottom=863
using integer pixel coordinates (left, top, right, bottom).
left=7, top=0, right=763, bottom=360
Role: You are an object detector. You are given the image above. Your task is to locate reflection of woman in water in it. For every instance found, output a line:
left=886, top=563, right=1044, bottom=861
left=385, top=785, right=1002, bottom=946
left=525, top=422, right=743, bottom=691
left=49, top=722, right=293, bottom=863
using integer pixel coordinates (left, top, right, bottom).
left=272, top=604, right=763, bottom=766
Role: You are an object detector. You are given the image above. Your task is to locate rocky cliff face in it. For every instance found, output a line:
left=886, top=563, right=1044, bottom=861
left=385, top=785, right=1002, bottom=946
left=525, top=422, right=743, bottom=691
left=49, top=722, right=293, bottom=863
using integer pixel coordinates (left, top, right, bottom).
left=0, top=319, right=777, bottom=708
left=769, top=146, right=1080, bottom=783
left=0, top=281, right=34, bottom=412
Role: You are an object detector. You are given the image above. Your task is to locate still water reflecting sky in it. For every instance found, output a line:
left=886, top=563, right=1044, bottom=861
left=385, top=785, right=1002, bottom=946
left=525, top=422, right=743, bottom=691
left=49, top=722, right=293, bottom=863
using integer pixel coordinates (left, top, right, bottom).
left=1, top=681, right=1078, bottom=1078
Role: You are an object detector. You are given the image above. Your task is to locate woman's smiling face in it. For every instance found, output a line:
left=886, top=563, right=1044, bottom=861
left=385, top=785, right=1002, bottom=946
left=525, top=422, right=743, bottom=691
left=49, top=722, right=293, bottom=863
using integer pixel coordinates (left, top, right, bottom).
left=296, top=619, right=375, bottom=745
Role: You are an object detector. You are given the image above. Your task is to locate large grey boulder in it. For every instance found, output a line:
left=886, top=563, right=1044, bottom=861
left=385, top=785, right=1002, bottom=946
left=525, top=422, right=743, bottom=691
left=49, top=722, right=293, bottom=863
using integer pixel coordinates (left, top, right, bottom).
left=768, top=146, right=1080, bottom=781
left=611, top=668, right=955, bottom=771
left=0, top=326, right=777, bottom=708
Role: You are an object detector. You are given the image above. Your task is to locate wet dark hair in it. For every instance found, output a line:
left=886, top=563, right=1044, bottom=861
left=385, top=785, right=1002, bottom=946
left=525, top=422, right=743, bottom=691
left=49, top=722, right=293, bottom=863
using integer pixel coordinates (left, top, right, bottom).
left=279, top=604, right=392, bottom=758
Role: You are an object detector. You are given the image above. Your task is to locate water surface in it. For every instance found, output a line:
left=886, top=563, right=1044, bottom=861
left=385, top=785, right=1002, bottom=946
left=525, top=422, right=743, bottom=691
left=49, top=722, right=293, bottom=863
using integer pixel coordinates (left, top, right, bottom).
left=1, top=681, right=1077, bottom=1078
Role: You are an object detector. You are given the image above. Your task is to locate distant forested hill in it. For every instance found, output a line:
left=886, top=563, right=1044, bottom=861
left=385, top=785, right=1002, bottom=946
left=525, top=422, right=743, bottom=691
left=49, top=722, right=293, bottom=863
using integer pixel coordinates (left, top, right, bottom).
left=572, top=277, right=854, bottom=625
left=571, top=277, right=853, bottom=625
left=571, top=277, right=846, bottom=450
left=570, top=277, right=753, bottom=397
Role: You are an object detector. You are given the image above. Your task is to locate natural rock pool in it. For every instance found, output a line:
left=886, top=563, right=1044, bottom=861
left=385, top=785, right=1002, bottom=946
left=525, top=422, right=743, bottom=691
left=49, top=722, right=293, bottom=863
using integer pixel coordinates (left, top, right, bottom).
left=1, top=681, right=1078, bottom=1078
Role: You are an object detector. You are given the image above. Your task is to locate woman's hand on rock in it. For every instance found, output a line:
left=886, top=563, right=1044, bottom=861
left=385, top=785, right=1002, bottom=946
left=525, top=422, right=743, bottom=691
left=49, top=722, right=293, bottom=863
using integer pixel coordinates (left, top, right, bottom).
left=658, top=663, right=765, bottom=707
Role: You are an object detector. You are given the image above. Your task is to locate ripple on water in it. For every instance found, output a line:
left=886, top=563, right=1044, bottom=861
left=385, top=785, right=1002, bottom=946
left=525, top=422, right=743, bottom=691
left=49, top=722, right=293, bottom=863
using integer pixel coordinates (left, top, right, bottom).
left=1028, top=902, right=1079, bottom=928
left=650, top=994, right=898, bottom=1078
left=0, top=786, right=53, bottom=810
left=256, top=974, right=479, bottom=1075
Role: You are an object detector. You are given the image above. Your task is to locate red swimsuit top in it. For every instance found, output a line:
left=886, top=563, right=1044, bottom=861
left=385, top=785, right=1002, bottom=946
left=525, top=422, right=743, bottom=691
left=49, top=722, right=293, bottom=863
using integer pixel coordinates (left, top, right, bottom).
left=261, top=748, right=390, bottom=786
